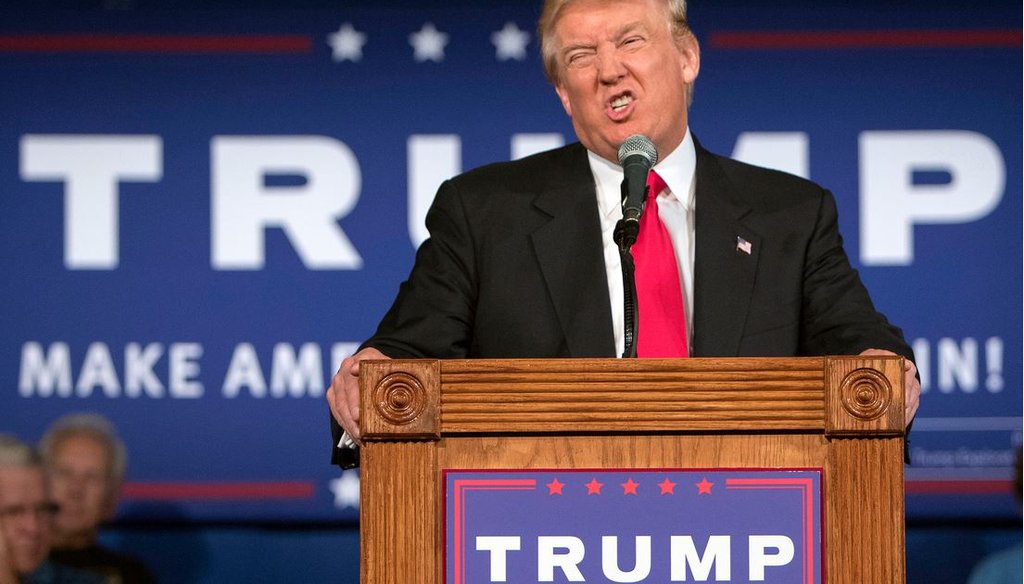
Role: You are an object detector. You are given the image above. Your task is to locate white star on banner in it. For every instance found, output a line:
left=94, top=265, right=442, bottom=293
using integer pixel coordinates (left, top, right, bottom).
left=329, top=470, right=360, bottom=509
left=410, top=22, right=449, bottom=63
left=491, top=21, right=530, bottom=61
left=327, top=22, right=366, bottom=62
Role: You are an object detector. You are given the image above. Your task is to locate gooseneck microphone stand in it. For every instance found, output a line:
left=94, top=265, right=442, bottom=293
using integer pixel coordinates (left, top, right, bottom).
left=613, top=181, right=648, bottom=359
left=613, top=134, right=658, bottom=359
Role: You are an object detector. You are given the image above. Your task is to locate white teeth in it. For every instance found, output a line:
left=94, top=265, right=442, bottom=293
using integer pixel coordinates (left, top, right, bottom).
left=611, top=95, right=631, bottom=110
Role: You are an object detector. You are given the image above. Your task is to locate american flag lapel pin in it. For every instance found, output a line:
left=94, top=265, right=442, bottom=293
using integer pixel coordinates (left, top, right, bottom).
left=736, top=236, right=753, bottom=255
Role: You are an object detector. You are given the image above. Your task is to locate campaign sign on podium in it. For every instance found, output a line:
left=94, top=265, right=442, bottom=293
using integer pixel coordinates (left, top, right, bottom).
left=445, top=469, right=822, bottom=584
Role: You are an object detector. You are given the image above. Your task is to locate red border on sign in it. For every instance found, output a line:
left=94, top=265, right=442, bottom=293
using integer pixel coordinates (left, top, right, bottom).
left=727, top=477, right=818, bottom=584
left=444, top=468, right=822, bottom=584
left=448, top=478, right=537, bottom=584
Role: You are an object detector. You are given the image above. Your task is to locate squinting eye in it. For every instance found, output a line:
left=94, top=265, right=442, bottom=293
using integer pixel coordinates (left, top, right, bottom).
left=566, top=51, right=595, bottom=68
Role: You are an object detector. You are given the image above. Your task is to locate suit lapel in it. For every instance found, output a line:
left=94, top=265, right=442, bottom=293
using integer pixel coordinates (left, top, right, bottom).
left=692, top=142, right=761, bottom=357
left=530, top=145, right=617, bottom=357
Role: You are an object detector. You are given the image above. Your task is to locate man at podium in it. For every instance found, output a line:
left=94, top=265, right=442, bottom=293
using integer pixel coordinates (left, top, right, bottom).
left=327, top=0, right=921, bottom=467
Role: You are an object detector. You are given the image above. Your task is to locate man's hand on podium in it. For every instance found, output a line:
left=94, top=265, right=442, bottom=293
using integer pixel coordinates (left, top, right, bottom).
left=328, top=347, right=390, bottom=444
left=859, top=348, right=921, bottom=428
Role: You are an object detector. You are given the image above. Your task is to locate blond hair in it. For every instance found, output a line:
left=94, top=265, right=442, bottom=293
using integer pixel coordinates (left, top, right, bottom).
left=538, top=0, right=690, bottom=84
left=39, top=412, right=127, bottom=486
left=0, top=434, right=41, bottom=469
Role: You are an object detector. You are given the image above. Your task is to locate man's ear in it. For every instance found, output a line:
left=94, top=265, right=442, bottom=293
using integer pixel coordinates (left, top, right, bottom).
left=554, top=83, right=573, bottom=117
left=676, top=31, right=700, bottom=85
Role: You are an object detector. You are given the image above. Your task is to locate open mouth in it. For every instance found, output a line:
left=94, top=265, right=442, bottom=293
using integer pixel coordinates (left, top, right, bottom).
left=606, top=91, right=637, bottom=120
left=610, top=93, right=633, bottom=112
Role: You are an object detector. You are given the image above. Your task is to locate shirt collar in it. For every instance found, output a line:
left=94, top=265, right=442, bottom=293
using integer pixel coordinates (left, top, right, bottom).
left=589, top=129, right=697, bottom=220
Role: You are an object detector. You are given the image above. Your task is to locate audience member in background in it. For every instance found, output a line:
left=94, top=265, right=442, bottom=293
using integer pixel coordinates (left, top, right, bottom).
left=965, top=446, right=1023, bottom=584
left=0, top=433, right=101, bottom=584
left=39, top=415, right=153, bottom=584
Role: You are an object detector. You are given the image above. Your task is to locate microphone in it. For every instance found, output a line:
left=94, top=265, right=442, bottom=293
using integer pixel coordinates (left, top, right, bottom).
left=616, top=135, right=659, bottom=249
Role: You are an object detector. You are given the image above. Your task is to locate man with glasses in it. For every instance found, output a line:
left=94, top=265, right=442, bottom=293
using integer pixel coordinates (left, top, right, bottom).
left=0, top=434, right=100, bottom=584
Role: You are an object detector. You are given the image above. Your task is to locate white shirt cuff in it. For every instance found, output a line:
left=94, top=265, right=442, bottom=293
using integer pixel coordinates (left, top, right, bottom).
left=338, top=431, right=357, bottom=449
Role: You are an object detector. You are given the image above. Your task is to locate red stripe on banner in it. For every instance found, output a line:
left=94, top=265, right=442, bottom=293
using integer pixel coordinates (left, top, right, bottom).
left=905, top=480, right=1014, bottom=495
left=710, top=29, right=1022, bottom=50
left=121, top=481, right=315, bottom=500
left=726, top=478, right=816, bottom=584
left=451, top=479, right=537, bottom=584
left=0, top=34, right=312, bottom=53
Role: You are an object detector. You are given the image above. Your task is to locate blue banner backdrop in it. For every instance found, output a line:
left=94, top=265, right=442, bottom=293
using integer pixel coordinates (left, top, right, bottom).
left=0, top=2, right=1020, bottom=522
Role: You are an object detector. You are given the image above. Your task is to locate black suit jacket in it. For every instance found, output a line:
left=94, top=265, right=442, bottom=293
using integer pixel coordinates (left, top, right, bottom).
left=332, top=140, right=912, bottom=465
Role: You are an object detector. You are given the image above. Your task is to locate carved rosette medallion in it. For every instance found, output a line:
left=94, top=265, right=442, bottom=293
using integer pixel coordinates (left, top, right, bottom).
left=373, top=372, right=427, bottom=425
left=839, top=367, right=891, bottom=421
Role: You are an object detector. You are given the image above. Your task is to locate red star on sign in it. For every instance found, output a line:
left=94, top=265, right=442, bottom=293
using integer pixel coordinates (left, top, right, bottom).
left=621, top=478, right=639, bottom=495
left=658, top=478, right=677, bottom=495
left=585, top=478, right=604, bottom=495
left=546, top=478, right=565, bottom=495
left=696, top=477, right=714, bottom=495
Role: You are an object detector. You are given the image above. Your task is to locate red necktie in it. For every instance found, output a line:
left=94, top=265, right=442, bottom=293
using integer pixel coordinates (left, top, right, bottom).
left=631, top=170, right=689, bottom=357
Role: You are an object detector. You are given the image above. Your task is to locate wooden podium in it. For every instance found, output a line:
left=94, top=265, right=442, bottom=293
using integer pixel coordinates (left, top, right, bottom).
left=358, top=356, right=907, bottom=583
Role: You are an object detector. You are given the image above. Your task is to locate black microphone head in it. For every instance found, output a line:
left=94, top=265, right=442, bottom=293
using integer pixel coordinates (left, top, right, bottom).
left=617, top=134, right=659, bottom=168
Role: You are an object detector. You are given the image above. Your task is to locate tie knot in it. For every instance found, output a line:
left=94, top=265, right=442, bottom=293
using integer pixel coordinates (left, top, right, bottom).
left=646, top=170, right=668, bottom=200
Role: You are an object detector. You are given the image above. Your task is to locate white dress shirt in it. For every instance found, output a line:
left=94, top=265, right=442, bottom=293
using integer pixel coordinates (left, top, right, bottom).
left=587, top=129, right=697, bottom=357
left=340, top=131, right=699, bottom=448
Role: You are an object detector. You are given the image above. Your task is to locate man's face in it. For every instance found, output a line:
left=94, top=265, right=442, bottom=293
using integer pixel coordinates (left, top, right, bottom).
left=0, top=466, right=51, bottom=575
left=48, top=435, right=115, bottom=541
left=551, top=0, right=699, bottom=164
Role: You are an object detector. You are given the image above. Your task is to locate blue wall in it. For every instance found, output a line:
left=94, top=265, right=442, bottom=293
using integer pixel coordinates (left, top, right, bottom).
left=103, top=526, right=361, bottom=583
